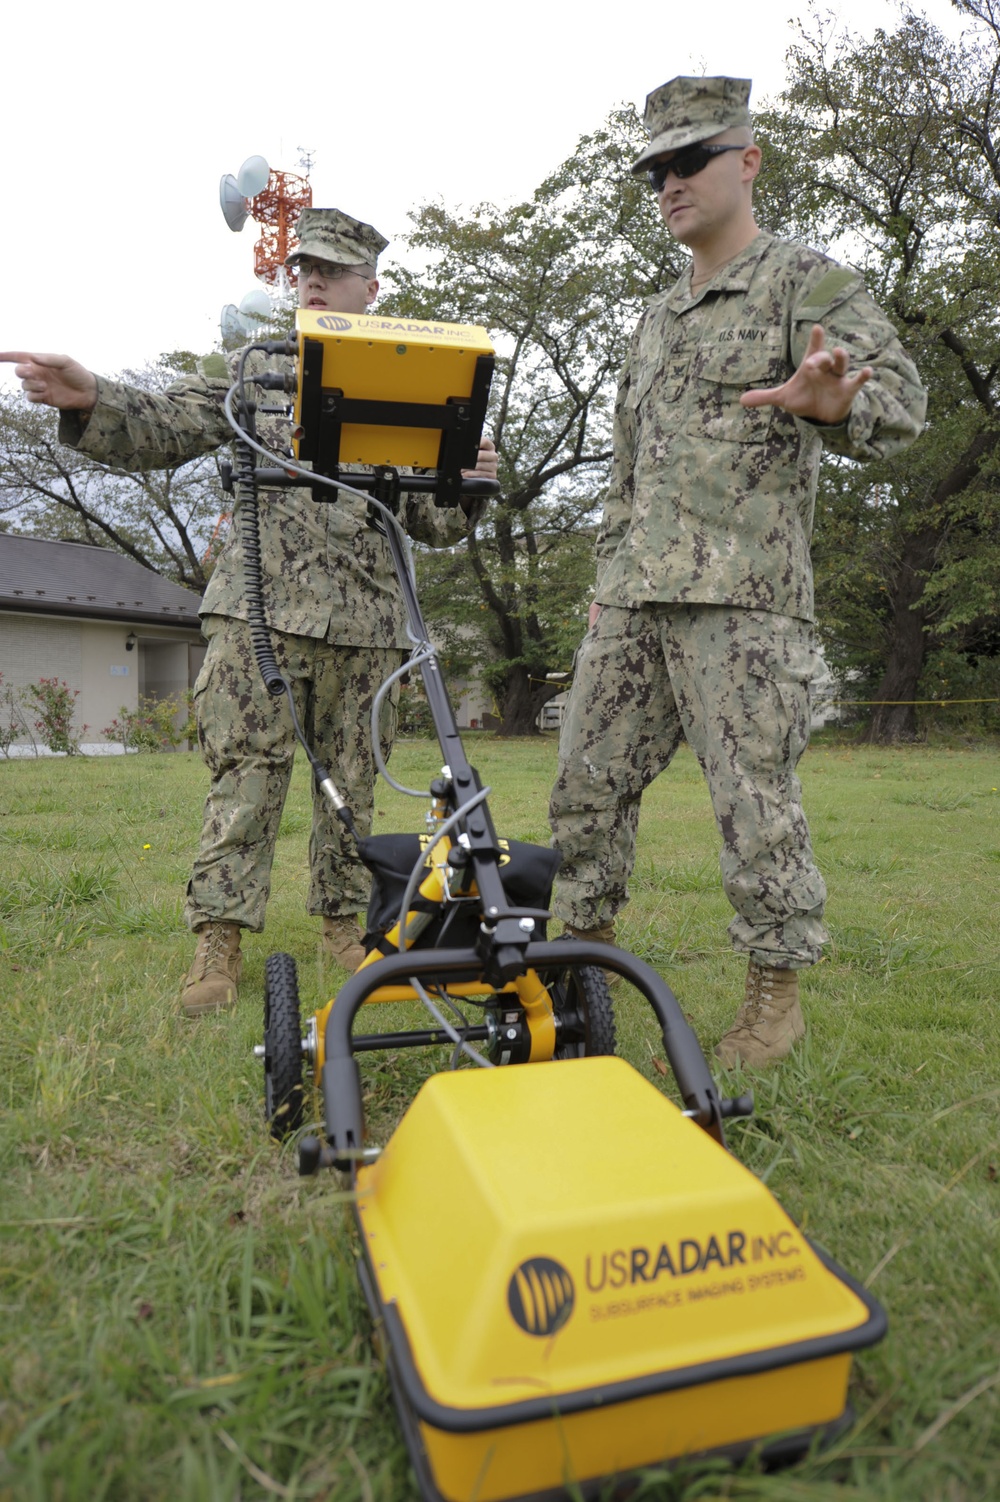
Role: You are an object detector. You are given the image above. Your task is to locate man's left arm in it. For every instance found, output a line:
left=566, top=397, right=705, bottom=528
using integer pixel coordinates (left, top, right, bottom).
left=741, top=270, right=926, bottom=460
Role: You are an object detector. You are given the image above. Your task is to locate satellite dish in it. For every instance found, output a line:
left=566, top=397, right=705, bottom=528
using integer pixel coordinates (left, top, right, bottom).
left=220, top=304, right=244, bottom=345
left=239, top=288, right=272, bottom=321
left=237, top=155, right=270, bottom=198
left=219, top=174, right=249, bottom=233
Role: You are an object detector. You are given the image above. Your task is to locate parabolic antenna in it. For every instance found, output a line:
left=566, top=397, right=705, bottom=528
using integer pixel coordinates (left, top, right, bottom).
left=237, top=155, right=270, bottom=198
left=220, top=304, right=245, bottom=345
left=220, top=175, right=249, bottom=233
left=239, top=288, right=273, bottom=322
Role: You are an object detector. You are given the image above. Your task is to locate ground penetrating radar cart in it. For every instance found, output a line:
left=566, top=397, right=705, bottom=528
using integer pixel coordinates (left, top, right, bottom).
left=226, top=308, right=886, bottom=1501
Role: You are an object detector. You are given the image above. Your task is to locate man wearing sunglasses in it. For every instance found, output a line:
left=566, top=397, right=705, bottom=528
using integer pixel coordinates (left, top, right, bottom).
left=549, top=76, right=925, bottom=1067
left=3, top=207, right=497, bottom=1015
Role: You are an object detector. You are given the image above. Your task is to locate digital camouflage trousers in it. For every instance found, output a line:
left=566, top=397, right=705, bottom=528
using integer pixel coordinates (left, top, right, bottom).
left=185, top=614, right=403, bottom=932
left=549, top=603, right=828, bottom=968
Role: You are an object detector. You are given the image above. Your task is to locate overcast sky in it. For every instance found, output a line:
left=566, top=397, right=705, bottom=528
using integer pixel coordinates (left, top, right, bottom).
left=2, top=0, right=967, bottom=390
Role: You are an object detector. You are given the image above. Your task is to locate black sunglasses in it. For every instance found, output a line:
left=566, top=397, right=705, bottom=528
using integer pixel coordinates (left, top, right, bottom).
left=647, top=142, right=746, bottom=193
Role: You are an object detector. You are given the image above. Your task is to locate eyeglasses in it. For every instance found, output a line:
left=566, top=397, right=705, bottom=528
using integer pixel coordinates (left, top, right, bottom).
left=294, top=257, right=373, bottom=282
left=647, top=143, right=746, bottom=193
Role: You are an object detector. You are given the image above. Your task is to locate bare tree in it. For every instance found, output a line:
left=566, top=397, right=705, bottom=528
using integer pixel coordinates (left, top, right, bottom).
left=0, top=351, right=228, bottom=590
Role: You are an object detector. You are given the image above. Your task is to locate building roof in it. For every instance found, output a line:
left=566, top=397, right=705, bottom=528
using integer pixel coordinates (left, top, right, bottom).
left=0, top=534, right=203, bottom=629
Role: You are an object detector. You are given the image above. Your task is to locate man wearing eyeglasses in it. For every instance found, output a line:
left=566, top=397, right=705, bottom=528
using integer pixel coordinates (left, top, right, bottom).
left=3, top=207, right=497, bottom=1016
left=549, top=77, right=925, bottom=1067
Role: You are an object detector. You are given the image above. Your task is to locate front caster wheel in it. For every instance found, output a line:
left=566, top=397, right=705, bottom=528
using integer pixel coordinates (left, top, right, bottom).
left=263, top=952, right=304, bottom=1140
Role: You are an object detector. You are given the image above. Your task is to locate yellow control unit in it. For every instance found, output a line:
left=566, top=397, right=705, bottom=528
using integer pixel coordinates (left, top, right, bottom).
left=355, top=1057, right=885, bottom=1502
left=293, top=309, right=495, bottom=482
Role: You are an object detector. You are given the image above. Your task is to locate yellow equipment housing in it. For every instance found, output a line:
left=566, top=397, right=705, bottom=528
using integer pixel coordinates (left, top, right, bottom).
left=355, top=1057, right=885, bottom=1502
left=293, top=309, right=495, bottom=469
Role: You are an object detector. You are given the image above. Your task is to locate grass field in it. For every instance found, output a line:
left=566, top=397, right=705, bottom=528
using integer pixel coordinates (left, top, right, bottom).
left=1, top=732, right=998, bottom=1501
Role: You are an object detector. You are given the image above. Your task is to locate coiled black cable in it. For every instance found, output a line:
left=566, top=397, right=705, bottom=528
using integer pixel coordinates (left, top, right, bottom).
left=227, top=346, right=356, bottom=837
left=234, top=431, right=285, bottom=698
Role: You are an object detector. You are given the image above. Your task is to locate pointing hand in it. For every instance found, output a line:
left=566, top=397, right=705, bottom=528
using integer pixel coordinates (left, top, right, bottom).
left=0, top=351, right=99, bottom=411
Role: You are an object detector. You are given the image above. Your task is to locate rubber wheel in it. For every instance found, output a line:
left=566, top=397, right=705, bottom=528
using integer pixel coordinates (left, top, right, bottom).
left=543, top=964, right=617, bottom=1058
left=263, top=952, right=305, bottom=1140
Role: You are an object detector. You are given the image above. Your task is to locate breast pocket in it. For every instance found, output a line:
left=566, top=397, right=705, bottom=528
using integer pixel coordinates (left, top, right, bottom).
left=623, top=362, right=656, bottom=420
left=687, top=342, right=786, bottom=444
left=631, top=336, right=695, bottom=414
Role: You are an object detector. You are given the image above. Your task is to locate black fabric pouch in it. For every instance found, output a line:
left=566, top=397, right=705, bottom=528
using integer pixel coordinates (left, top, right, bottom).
left=357, top=833, right=560, bottom=952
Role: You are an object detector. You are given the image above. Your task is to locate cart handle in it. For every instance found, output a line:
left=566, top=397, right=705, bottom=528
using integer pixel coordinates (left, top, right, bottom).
left=312, top=939, right=734, bottom=1174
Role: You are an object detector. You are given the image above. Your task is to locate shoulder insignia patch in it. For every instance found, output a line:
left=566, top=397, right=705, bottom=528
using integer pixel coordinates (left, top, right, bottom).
left=796, top=267, right=859, bottom=317
left=198, top=352, right=230, bottom=381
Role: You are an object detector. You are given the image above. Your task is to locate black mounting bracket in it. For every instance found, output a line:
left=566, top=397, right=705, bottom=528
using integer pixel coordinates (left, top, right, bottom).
left=295, top=338, right=495, bottom=508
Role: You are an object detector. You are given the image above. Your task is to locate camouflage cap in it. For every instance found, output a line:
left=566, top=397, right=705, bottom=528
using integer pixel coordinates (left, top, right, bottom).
left=631, top=76, right=752, bottom=173
left=286, top=207, right=389, bottom=270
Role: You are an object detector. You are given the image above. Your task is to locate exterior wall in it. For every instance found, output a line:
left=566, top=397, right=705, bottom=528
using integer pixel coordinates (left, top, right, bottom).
left=1, top=614, right=86, bottom=751
left=0, top=612, right=203, bottom=754
left=450, top=679, right=492, bottom=730
left=1, top=613, right=82, bottom=696
left=139, top=638, right=206, bottom=742
left=81, top=620, right=140, bottom=743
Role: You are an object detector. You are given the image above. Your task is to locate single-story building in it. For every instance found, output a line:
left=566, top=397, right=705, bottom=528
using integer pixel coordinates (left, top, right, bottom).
left=0, top=534, right=495, bottom=753
left=0, top=534, right=206, bottom=754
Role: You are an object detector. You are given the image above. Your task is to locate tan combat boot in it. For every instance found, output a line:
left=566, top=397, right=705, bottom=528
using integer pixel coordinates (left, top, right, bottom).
left=562, top=920, right=621, bottom=987
left=714, top=959, right=805, bottom=1067
left=322, top=915, right=366, bottom=971
left=181, top=921, right=243, bottom=1017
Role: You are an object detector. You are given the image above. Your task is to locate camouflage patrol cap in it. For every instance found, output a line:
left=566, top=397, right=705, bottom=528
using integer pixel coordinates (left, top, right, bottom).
left=632, top=76, right=753, bottom=173
left=286, top=207, right=389, bottom=270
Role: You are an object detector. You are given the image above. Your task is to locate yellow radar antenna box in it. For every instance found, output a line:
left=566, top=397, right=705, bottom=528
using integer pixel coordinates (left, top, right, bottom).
left=293, top=309, right=495, bottom=506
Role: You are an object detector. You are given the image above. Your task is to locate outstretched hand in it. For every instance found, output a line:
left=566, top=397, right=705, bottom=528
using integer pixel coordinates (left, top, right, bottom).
left=740, top=324, right=872, bottom=426
left=0, top=351, right=98, bottom=411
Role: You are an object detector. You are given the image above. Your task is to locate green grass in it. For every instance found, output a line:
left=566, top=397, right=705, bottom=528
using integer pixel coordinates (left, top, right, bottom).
left=1, top=733, right=998, bottom=1501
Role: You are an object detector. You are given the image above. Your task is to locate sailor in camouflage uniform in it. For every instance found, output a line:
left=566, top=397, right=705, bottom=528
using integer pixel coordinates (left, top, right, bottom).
left=4, top=209, right=496, bottom=1015
left=549, top=77, right=926, bottom=1065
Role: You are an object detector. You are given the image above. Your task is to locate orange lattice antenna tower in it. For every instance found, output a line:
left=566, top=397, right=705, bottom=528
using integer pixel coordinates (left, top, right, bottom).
left=247, top=169, right=313, bottom=286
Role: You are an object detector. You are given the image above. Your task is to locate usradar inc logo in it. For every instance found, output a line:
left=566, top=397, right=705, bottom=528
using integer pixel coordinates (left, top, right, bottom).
left=507, top=1257, right=575, bottom=1337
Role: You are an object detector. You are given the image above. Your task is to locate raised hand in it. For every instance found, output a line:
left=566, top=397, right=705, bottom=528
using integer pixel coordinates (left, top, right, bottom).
left=740, top=324, right=872, bottom=426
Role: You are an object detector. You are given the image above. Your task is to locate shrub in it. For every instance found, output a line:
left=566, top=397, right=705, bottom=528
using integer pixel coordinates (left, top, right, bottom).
left=102, top=692, right=193, bottom=753
left=0, top=671, right=35, bottom=757
left=22, top=678, right=88, bottom=755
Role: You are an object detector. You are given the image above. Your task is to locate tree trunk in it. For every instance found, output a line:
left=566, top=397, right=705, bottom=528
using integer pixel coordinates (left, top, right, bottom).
left=496, top=665, right=561, bottom=737
left=864, top=527, right=939, bottom=743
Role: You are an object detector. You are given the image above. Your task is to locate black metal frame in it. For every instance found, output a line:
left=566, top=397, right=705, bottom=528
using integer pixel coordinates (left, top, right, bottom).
left=296, top=339, right=494, bottom=507
left=307, top=476, right=748, bottom=1170
left=232, top=342, right=752, bottom=1178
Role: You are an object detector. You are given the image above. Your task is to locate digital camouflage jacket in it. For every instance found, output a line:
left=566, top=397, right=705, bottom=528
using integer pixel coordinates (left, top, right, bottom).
left=594, top=231, right=926, bottom=623
left=59, top=348, right=481, bottom=648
